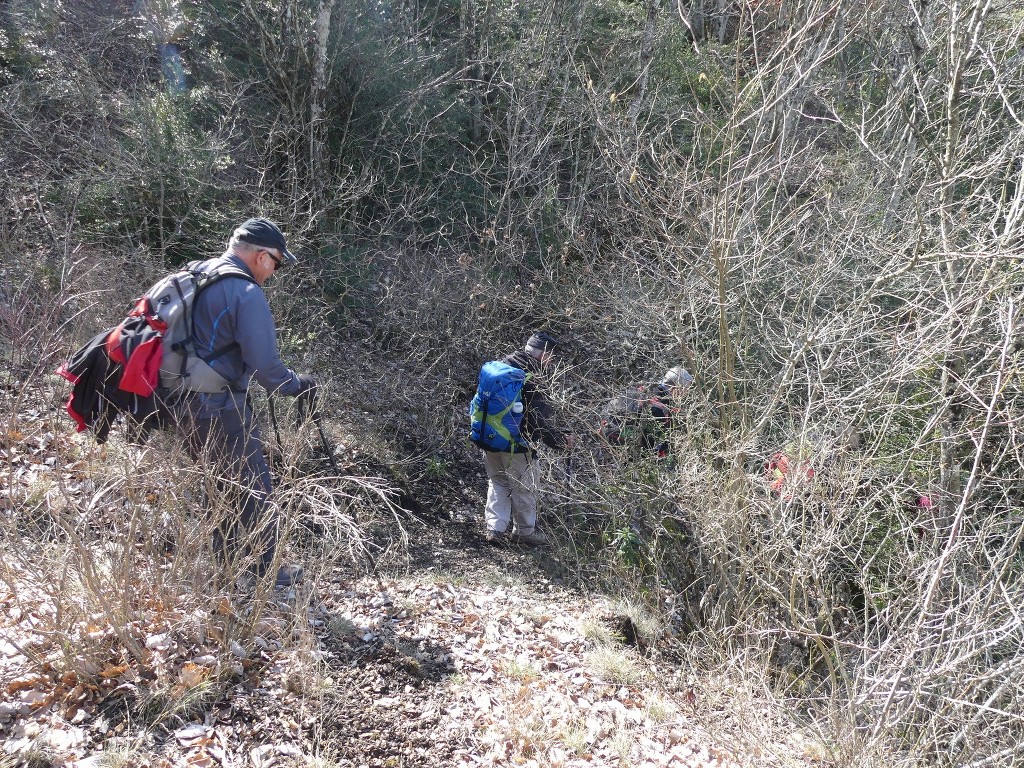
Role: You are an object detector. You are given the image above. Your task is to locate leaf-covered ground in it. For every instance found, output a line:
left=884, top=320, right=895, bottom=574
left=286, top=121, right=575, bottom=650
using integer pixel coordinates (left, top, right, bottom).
left=0, top=515, right=825, bottom=767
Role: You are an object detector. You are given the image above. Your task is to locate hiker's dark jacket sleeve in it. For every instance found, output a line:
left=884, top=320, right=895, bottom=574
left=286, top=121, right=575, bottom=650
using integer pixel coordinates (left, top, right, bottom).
left=504, top=350, right=570, bottom=452
left=58, top=328, right=117, bottom=440
left=648, top=390, right=676, bottom=426
left=191, top=256, right=302, bottom=396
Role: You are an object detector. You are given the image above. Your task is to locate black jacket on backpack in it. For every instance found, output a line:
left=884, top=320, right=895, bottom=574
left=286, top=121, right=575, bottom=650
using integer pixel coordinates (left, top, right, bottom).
left=502, top=350, right=570, bottom=452
left=57, top=328, right=163, bottom=444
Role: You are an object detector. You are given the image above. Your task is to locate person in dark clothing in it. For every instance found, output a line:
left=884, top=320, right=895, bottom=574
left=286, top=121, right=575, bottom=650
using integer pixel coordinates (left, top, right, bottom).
left=647, top=366, right=692, bottom=455
left=599, top=366, right=692, bottom=458
left=173, top=218, right=316, bottom=589
left=483, top=332, right=575, bottom=546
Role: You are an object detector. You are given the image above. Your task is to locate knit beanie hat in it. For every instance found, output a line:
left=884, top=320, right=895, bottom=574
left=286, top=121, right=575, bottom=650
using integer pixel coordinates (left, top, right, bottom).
left=662, top=366, right=694, bottom=387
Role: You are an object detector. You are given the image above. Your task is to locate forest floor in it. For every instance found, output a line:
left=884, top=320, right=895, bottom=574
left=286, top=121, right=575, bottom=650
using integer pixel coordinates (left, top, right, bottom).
left=0, top=337, right=828, bottom=768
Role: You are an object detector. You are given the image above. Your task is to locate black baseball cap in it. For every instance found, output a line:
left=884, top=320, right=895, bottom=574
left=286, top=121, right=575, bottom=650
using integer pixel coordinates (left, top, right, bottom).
left=235, top=218, right=297, bottom=265
left=525, top=331, right=559, bottom=354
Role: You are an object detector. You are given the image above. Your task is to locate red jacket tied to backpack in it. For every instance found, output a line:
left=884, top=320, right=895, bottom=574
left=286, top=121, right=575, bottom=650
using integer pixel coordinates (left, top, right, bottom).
left=103, top=297, right=167, bottom=396
left=57, top=261, right=254, bottom=443
left=57, top=326, right=162, bottom=443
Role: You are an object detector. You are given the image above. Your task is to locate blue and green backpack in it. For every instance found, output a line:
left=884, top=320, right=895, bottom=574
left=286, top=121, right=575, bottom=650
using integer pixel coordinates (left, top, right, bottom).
left=469, top=361, right=531, bottom=452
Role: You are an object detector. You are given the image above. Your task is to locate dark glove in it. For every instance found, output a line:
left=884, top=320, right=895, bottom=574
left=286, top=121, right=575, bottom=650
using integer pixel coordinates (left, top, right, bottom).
left=295, top=374, right=320, bottom=423
left=296, top=374, right=318, bottom=400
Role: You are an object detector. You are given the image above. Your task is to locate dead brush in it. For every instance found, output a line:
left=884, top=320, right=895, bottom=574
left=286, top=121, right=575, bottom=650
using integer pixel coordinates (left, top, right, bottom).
left=1, top=398, right=408, bottom=730
left=265, top=392, right=411, bottom=570
left=5, top=439, right=220, bottom=662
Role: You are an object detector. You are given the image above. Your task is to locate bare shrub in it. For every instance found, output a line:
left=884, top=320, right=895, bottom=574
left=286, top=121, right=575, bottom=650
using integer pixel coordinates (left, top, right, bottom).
left=351, top=0, right=1024, bottom=763
left=3, top=0, right=1024, bottom=763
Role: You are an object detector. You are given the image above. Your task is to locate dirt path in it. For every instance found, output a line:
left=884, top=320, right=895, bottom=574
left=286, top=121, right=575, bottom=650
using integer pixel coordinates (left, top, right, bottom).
left=0, top=478, right=748, bottom=768
left=301, top=515, right=744, bottom=768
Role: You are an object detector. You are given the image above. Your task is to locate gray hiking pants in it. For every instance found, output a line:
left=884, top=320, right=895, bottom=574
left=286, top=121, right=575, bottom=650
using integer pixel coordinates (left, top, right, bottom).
left=175, top=391, right=277, bottom=577
left=483, top=451, right=539, bottom=535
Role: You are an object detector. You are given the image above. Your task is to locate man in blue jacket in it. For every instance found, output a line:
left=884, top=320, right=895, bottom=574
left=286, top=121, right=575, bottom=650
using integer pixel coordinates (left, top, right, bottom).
left=175, top=218, right=316, bottom=589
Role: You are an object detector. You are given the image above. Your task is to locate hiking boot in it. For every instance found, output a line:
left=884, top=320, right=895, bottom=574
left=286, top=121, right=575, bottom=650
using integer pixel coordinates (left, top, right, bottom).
left=485, top=529, right=509, bottom=546
left=512, top=529, right=548, bottom=547
left=274, top=564, right=304, bottom=588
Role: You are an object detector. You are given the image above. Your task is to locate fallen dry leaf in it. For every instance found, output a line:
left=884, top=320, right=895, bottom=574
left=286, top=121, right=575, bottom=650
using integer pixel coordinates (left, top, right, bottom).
left=178, top=662, right=210, bottom=688
left=6, top=675, right=40, bottom=694
left=99, top=664, right=129, bottom=679
left=184, top=748, right=218, bottom=767
left=174, top=723, right=213, bottom=748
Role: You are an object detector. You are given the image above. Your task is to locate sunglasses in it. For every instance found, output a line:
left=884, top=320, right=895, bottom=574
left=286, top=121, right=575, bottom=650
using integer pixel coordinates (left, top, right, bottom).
left=262, top=249, right=284, bottom=271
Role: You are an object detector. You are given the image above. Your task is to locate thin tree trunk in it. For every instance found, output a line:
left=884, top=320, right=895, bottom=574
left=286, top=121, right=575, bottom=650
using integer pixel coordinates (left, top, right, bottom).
left=310, top=0, right=336, bottom=207
left=627, top=0, right=662, bottom=127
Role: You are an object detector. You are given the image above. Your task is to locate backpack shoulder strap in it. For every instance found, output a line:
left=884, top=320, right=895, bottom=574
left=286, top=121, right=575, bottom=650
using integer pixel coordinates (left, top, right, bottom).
left=186, top=263, right=258, bottom=366
left=199, top=262, right=257, bottom=289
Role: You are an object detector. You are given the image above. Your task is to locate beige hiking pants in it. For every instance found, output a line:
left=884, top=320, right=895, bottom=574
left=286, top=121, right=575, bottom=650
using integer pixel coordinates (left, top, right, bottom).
left=483, top=451, right=540, bottom=535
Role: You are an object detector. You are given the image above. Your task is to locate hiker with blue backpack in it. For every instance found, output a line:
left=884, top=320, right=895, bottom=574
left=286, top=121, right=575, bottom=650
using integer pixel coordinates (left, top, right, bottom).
left=469, top=332, right=575, bottom=547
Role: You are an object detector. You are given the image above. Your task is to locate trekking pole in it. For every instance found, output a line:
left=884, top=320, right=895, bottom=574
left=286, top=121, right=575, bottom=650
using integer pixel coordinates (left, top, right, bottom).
left=271, top=392, right=339, bottom=473
left=313, top=410, right=341, bottom=475
left=298, top=386, right=341, bottom=474
left=268, top=394, right=284, bottom=456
